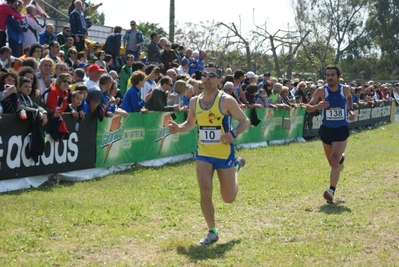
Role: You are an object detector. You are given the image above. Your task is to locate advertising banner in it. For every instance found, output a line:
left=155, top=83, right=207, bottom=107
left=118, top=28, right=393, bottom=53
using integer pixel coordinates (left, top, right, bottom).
left=0, top=114, right=96, bottom=180
left=233, top=107, right=306, bottom=145
left=95, top=112, right=197, bottom=168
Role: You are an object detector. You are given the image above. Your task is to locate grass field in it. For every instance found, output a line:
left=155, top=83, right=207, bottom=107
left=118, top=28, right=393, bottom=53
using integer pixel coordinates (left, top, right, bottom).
left=1, top=122, right=399, bottom=266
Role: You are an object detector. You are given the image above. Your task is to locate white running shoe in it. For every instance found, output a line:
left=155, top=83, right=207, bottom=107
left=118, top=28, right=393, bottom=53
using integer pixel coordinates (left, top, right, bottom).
left=323, top=189, right=334, bottom=204
left=199, top=231, right=219, bottom=245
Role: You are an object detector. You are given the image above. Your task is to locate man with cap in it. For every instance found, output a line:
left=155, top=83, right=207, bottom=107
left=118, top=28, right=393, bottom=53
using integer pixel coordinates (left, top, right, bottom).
left=85, top=64, right=105, bottom=90
left=241, top=71, right=256, bottom=92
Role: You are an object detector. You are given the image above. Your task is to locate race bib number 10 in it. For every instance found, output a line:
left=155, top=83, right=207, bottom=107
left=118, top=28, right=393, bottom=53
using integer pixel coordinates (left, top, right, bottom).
left=199, top=126, right=221, bottom=144
left=326, top=107, right=344, bottom=120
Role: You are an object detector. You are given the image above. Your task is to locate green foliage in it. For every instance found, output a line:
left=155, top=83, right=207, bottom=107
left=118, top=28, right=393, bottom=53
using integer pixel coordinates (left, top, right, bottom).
left=1, top=123, right=399, bottom=266
left=137, top=22, right=167, bottom=39
left=365, top=0, right=399, bottom=79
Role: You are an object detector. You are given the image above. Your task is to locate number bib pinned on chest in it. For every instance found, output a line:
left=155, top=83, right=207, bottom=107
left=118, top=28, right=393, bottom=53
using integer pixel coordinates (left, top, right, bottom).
left=199, top=126, right=221, bottom=144
left=326, top=107, right=344, bottom=120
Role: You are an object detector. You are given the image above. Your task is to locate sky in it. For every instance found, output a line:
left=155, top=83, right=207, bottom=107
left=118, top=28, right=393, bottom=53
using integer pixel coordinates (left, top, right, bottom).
left=89, top=0, right=295, bottom=36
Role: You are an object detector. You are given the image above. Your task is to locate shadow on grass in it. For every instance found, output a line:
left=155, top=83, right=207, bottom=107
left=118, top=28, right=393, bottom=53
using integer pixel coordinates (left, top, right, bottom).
left=318, top=200, right=351, bottom=214
left=176, top=239, right=241, bottom=261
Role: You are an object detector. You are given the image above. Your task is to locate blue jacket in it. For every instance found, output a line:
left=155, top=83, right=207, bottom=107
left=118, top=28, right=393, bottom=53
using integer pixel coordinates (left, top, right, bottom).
left=6, top=13, right=26, bottom=43
left=69, top=9, right=86, bottom=36
left=123, top=29, right=144, bottom=53
left=121, top=85, right=146, bottom=112
left=39, top=30, right=56, bottom=45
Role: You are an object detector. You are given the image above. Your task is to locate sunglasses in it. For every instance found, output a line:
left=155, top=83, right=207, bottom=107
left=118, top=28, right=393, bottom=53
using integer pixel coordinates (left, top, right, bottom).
left=168, top=83, right=173, bottom=86
left=130, top=24, right=136, bottom=26
left=62, top=80, right=72, bottom=84
left=202, top=71, right=219, bottom=78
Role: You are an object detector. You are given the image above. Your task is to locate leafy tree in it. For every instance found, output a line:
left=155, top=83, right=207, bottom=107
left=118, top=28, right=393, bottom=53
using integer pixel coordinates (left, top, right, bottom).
left=293, top=0, right=369, bottom=77
left=137, top=22, right=167, bottom=40
left=366, top=0, right=399, bottom=78
left=40, top=0, right=104, bottom=25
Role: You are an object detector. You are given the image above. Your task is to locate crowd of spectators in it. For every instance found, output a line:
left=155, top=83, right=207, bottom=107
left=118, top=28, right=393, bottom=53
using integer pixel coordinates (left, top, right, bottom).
left=0, top=0, right=398, bottom=158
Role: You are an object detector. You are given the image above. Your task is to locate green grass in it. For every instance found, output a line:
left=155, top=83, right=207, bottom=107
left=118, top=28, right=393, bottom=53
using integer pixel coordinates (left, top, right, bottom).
left=1, top=122, right=399, bottom=266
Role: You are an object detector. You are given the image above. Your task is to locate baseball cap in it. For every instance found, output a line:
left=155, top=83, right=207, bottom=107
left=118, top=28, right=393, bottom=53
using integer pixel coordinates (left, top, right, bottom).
left=245, top=71, right=256, bottom=79
left=88, top=64, right=105, bottom=73
left=77, top=61, right=89, bottom=68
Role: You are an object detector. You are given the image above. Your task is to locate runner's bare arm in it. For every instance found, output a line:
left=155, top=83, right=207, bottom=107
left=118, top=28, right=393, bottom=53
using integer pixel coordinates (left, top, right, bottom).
left=168, top=97, right=197, bottom=134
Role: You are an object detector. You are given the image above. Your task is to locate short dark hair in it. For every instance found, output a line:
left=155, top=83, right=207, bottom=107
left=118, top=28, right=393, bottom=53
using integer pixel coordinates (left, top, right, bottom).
left=150, top=32, right=158, bottom=40
left=233, top=70, right=245, bottom=79
left=160, top=76, right=172, bottom=86
left=48, top=40, right=59, bottom=48
left=99, top=74, right=112, bottom=86
left=75, top=84, right=88, bottom=92
left=21, top=57, right=37, bottom=69
left=0, top=46, right=11, bottom=54
left=325, top=65, right=341, bottom=77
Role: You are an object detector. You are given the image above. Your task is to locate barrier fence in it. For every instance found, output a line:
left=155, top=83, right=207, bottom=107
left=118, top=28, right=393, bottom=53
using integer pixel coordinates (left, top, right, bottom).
left=0, top=101, right=395, bottom=190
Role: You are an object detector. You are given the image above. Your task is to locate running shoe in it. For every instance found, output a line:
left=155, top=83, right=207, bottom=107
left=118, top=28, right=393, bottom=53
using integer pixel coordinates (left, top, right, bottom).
left=199, top=230, right=219, bottom=245
left=323, top=189, right=334, bottom=204
left=235, top=157, right=246, bottom=171
left=339, top=153, right=345, bottom=172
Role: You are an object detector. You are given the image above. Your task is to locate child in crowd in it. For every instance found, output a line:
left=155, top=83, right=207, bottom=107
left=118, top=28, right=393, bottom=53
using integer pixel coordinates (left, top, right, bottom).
left=0, top=69, right=26, bottom=119
left=65, top=90, right=83, bottom=120
left=74, top=84, right=89, bottom=114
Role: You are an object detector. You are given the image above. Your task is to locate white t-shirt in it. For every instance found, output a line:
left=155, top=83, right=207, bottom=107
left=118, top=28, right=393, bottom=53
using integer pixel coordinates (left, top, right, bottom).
left=141, top=80, right=156, bottom=98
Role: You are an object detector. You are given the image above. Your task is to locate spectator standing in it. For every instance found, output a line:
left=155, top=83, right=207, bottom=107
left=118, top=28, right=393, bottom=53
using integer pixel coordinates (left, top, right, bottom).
left=121, top=70, right=152, bottom=112
left=86, top=73, right=115, bottom=121
left=147, top=32, right=162, bottom=67
left=6, top=0, right=25, bottom=58
left=69, top=0, right=87, bottom=53
left=85, top=64, right=104, bottom=89
left=145, top=76, right=180, bottom=112
left=38, top=23, right=55, bottom=47
left=160, top=42, right=178, bottom=74
left=141, top=64, right=157, bottom=99
left=102, top=25, right=122, bottom=63
left=123, top=20, right=144, bottom=60
left=295, top=81, right=309, bottom=104
left=36, top=58, right=53, bottom=93
left=119, top=54, right=134, bottom=96
left=23, top=4, right=46, bottom=49
left=0, top=0, right=25, bottom=48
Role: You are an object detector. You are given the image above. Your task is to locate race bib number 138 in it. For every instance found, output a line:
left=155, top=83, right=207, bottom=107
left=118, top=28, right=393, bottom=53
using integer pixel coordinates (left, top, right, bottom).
left=326, top=107, right=344, bottom=120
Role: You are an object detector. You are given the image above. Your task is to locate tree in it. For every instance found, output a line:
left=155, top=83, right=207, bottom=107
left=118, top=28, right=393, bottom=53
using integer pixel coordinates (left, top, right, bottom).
left=39, top=0, right=105, bottom=25
left=366, top=0, right=399, bottom=78
left=293, top=0, right=369, bottom=77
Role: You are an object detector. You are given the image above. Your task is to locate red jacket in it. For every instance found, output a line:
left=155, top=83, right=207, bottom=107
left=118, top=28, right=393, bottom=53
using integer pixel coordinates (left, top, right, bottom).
left=0, top=3, right=25, bottom=31
left=44, top=84, right=69, bottom=112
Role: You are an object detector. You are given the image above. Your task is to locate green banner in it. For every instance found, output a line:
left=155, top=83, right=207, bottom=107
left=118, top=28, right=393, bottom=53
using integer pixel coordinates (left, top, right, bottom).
left=233, top=107, right=306, bottom=145
left=96, top=112, right=197, bottom=167
left=95, top=107, right=306, bottom=167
